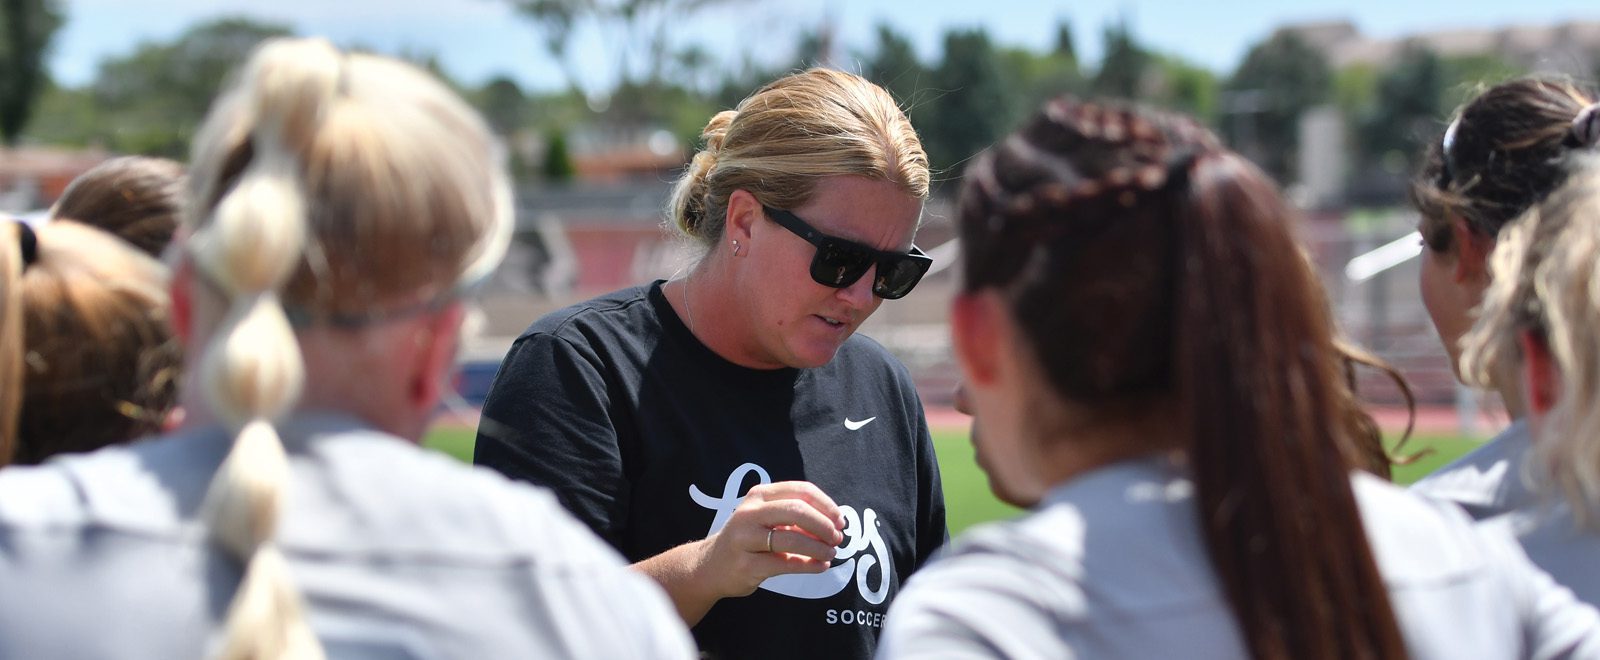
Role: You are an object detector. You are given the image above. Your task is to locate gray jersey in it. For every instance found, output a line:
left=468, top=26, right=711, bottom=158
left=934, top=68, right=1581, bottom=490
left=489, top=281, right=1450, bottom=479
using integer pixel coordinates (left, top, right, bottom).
left=1411, top=419, right=1538, bottom=519
left=1486, top=504, right=1600, bottom=609
left=878, top=456, right=1600, bottom=660
left=0, top=413, right=695, bottom=660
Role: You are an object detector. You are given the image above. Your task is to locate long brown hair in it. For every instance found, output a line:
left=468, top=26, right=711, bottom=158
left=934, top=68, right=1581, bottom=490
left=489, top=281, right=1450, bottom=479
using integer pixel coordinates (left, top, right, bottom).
left=52, top=156, right=186, bottom=258
left=0, top=220, right=178, bottom=467
left=958, top=98, right=1406, bottom=659
left=1339, top=339, right=1423, bottom=480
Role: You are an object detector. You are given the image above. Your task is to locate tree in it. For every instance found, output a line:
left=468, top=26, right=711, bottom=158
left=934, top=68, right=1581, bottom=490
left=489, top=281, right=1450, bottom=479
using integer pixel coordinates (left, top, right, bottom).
left=1359, top=45, right=1446, bottom=176
left=1224, top=31, right=1331, bottom=183
left=1336, top=50, right=1520, bottom=202
left=0, top=0, right=64, bottom=145
left=1149, top=55, right=1218, bottom=122
left=988, top=19, right=1085, bottom=129
left=865, top=24, right=924, bottom=108
left=506, top=0, right=734, bottom=108
left=710, top=54, right=778, bottom=114
left=90, top=18, right=292, bottom=156
left=991, top=47, right=1084, bottom=132
left=1333, top=64, right=1380, bottom=118
left=17, top=80, right=93, bottom=147
left=1091, top=19, right=1149, bottom=100
left=510, top=0, right=586, bottom=95
left=542, top=129, right=575, bottom=181
left=478, top=76, right=531, bottom=137
left=794, top=24, right=834, bottom=69
left=1440, top=53, right=1523, bottom=109
left=669, top=43, right=715, bottom=94
left=919, top=28, right=1013, bottom=177
left=1053, top=20, right=1076, bottom=64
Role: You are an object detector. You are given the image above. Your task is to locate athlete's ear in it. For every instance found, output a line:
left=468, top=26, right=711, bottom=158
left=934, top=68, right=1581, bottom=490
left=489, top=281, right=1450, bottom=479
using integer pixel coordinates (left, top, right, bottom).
left=168, top=255, right=194, bottom=345
left=726, top=189, right=760, bottom=252
left=953, top=381, right=974, bottom=417
left=951, top=291, right=1003, bottom=387
left=407, top=302, right=466, bottom=416
left=1451, top=216, right=1492, bottom=284
left=161, top=405, right=187, bottom=433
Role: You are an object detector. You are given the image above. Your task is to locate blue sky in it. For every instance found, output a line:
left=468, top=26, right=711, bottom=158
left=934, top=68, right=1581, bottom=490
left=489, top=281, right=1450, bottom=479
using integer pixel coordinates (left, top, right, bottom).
left=49, top=0, right=1600, bottom=93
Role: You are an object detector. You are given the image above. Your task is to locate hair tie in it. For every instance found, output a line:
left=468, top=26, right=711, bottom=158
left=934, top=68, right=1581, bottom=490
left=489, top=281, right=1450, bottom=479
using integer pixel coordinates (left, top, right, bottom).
left=13, top=221, right=37, bottom=268
left=1164, top=148, right=1206, bottom=192
left=1572, top=103, right=1600, bottom=149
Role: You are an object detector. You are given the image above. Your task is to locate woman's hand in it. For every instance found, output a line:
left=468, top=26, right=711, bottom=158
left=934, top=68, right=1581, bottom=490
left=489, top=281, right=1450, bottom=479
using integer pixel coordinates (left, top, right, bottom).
left=700, top=481, right=846, bottom=596
left=634, top=480, right=846, bottom=625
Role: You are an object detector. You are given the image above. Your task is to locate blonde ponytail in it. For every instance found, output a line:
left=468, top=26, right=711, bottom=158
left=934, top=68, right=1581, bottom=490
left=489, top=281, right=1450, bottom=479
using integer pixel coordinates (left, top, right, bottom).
left=190, top=38, right=336, bottom=660
left=181, top=35, right=514, bottom=656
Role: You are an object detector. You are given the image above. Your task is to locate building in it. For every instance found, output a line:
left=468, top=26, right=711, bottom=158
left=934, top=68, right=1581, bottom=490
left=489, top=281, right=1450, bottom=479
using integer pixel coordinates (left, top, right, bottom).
left=1285, top=18, right=1600, bottom=76
left=0, top=146, right=110, bottom=213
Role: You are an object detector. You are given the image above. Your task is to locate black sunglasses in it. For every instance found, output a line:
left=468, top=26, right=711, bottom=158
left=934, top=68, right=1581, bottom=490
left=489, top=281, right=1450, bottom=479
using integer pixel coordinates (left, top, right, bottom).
left=763, top=206, right=932, bottom=300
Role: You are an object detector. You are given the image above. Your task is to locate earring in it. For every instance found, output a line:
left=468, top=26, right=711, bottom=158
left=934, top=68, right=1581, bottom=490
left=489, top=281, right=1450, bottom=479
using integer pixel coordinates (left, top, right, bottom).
left=732, top=240, right=741, bottom=257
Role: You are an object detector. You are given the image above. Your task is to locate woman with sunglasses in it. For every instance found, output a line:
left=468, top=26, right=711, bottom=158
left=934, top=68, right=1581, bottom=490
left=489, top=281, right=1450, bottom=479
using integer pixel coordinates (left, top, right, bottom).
left=1409, top=79, right=1598, bottom=518
left=878, top=98, right=1600, bottom=659
left=475, top=68, right=946, bottom=659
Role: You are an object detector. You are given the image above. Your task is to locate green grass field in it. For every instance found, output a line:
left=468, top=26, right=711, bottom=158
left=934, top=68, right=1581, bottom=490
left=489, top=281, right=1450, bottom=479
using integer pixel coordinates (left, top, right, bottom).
left=1388, top=432, right=1486, bottom=486
left=423, top=426, right=1485, bottom=535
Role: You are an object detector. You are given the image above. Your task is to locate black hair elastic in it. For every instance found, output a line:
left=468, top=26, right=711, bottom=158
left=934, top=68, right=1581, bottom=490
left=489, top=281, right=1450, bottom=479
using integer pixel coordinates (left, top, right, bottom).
left=1164, top=147, right=1206, bottom=192
left=14, top=221, right=38, bottom=268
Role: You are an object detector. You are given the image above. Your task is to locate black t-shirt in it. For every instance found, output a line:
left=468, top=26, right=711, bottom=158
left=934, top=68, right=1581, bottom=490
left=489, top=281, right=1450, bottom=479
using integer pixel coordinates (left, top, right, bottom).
left=475, top=281, right=947, bottom=659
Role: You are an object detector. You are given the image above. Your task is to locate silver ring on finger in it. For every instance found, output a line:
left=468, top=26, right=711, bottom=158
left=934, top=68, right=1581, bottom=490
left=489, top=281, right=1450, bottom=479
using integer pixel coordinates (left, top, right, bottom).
left=765, top=528, right=775, bottom=553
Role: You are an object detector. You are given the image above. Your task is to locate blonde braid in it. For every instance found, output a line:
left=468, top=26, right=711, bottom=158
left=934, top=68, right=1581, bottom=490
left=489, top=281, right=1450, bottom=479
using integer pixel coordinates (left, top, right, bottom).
left=0, top=223, right=26, bottom=466
left=190, top=38, right=339, bottom=660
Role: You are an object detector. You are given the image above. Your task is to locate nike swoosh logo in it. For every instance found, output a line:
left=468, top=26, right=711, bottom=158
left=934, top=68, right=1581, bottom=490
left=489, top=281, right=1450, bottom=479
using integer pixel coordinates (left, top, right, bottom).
left=844, top=417, right=877, bottom=431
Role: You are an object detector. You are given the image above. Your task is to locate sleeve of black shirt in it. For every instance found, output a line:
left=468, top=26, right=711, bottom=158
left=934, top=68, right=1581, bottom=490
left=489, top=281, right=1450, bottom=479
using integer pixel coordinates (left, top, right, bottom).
left=473, top=331, right=630, bottom=548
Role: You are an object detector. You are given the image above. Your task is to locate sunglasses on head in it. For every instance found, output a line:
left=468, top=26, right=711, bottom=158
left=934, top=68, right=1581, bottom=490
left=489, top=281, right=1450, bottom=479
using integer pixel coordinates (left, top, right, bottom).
left=1438, top=115, right=1463, bottom=188
left=762, top=205, right=932, bottom=300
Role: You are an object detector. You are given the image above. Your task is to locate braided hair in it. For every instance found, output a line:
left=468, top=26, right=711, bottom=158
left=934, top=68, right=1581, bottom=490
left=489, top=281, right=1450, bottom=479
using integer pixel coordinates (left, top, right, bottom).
left=181, top=37, right=513, bottom=659
left=958, top=97, right=1408, bottom=660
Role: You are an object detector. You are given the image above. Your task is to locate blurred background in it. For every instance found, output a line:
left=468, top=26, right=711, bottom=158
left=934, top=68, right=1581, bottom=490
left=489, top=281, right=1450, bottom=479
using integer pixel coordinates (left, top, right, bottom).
left=4, top=2, right=1599, bottom=505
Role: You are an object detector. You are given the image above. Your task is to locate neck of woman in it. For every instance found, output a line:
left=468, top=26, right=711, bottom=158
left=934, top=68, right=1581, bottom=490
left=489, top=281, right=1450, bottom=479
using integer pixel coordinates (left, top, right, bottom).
left=1027, top=397, right=1185, bottom=497
left=1492, top=360, right=1529, bottom=421
left=669, top=259, right=787, bottom=370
